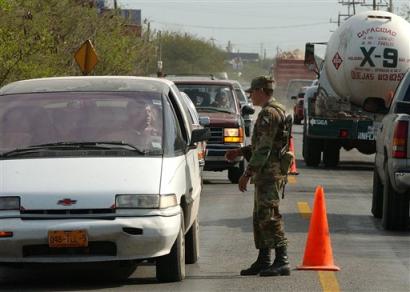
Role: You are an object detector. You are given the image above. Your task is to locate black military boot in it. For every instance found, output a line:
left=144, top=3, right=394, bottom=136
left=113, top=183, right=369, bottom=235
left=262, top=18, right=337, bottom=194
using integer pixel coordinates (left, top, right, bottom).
left=259, top=246, right=290, bottom=277
left=240, top=248, right=271, bottom=276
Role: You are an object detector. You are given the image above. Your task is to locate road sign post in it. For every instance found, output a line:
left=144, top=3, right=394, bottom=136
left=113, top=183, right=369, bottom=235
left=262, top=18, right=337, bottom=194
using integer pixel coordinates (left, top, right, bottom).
left=74, top=40, right=98, bottom=75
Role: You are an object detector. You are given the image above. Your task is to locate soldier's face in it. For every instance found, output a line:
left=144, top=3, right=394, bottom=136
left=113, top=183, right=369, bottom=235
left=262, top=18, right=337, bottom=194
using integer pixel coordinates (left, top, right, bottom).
left=250, top=89, right=265, bottom=106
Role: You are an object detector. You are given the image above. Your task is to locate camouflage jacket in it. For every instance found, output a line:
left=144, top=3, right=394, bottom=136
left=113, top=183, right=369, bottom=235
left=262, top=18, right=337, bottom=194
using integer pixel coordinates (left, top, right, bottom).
left=241, top=97, right=286, bottom=182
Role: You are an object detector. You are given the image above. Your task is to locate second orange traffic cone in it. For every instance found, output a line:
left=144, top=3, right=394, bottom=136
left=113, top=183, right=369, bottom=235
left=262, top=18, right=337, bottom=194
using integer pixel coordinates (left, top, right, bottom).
left=297, top=186, right=340, bottom=271
left=288, top=136, right=299, bottom=175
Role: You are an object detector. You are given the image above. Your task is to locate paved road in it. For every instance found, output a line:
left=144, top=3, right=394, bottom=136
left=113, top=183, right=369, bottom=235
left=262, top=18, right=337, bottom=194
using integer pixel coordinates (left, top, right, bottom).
left=1, top=125, right=409, bottom=291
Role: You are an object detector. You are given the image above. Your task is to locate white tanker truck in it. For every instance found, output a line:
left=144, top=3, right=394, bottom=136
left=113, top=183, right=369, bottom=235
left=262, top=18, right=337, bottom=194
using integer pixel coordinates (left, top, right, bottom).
left=303, top=10, right=410, bottom=167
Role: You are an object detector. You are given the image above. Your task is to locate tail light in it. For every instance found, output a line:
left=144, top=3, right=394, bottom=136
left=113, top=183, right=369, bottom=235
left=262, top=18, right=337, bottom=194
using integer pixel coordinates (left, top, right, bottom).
left=392, top=121, right=408, bottom=158
left=0, top=231, right=13, bottom=238
left=198, top=149, right=205, bottom=160
left=339, top=129, right=349, bottom=138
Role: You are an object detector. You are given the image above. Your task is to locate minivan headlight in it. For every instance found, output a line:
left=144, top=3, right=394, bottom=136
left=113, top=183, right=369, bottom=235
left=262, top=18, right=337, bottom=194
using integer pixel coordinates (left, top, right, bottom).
left=0, top=197, right=20, bottom=210
left=115, top=194, right=177, bottom=209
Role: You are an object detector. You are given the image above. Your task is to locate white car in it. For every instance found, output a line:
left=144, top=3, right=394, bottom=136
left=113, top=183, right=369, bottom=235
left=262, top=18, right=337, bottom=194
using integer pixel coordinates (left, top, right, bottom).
left=0, top=76, right=209, bottom=282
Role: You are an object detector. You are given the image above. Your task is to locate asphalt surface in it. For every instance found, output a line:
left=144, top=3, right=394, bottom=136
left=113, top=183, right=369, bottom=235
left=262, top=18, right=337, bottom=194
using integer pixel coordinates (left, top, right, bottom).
left=0, top=124, right=409, bottom=291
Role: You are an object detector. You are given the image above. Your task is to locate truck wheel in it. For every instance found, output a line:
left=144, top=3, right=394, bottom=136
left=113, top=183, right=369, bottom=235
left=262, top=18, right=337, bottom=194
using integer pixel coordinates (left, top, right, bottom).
left=156, top=213, right=186, bottom=282
left=185, top=217, right=199, bottom=264
left=228, top=161, right=244, bottom=183
left=371, top=168, right=383, bottom=218
left=323, top=141, right=340, bottom=168
left=303, top=132, right=321, bottom=167
left=381, top=169, right=409, bottom=231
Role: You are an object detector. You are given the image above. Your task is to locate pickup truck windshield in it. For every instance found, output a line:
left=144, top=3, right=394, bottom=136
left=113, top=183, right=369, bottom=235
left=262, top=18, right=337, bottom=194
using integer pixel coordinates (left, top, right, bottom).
left=177, top=84, right=237, bottom=114
left=0, top=92, right=163, bottom=156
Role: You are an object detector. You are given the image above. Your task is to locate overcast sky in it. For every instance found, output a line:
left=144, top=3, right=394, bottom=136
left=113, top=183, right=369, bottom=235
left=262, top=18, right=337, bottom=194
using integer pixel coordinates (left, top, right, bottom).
left=113, top=0, right=408, bottom=57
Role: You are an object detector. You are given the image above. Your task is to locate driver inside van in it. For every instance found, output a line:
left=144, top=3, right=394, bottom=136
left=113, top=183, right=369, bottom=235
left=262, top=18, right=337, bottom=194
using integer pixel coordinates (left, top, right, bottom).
left=127, top=100, right=158, bottom=136
left=211, top=91, right=230, bottom=109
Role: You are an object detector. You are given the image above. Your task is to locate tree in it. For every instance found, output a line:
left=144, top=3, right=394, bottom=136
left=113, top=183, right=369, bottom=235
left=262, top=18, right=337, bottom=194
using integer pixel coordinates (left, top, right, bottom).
left=0, top=1, right=226, bottom=85
left=0, top=0, right=156, bottom=86
left=401, top=4, right=410, bottom=21
left=155, top=32, right=225, bottom=75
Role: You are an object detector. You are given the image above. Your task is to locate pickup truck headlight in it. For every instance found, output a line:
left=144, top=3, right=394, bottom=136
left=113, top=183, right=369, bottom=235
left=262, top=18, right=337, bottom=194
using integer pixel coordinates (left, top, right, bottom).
left=224, top=128, right=244, bottom=143
left=115, top=194, right=177, bottom=209
left=0, top=197, right=20, bottom=210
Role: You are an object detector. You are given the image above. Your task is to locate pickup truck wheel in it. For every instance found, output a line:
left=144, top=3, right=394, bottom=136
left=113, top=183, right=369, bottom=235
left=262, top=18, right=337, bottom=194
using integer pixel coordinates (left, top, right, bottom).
left=323, top=141, right=340, bottom=168
left=156, top=213, right=186, bottom=282
left=303, top=131, right=321, bottom=167
left=371, top=168, right=383, bottom=218
left=381, top=169, right=409, bottom=231
left=228, top=161, right=244, bottom=183
left=185, top=217, right=199, bottom=264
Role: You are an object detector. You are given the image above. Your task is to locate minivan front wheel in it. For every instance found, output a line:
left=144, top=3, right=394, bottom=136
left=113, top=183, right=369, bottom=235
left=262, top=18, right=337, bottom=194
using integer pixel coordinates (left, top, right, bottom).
left=156, top=213, right=186, bottom=282
left=185, top=217, right=199, bottom=264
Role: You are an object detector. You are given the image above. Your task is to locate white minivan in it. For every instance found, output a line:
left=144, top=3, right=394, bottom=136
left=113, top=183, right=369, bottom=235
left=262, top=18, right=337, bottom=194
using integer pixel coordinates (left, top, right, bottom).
left=0, top=76, right=209, bottom=282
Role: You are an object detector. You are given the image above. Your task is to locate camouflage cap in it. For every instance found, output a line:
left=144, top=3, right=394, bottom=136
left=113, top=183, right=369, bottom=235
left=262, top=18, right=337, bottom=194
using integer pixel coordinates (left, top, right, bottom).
left=245, top=76, right=275, bottom=93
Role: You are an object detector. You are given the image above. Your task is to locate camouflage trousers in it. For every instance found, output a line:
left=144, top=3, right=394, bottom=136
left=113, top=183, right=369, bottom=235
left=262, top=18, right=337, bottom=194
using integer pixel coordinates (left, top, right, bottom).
left=253, top=179, right=288, bottom=249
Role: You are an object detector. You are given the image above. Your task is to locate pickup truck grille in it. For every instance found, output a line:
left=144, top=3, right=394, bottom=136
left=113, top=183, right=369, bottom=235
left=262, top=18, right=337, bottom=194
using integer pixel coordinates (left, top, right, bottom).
left=208, top=127, right=224, bottom=144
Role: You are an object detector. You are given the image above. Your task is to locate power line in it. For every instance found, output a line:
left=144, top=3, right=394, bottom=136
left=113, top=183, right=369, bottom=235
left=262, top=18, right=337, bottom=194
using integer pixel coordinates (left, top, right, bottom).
left=151, top=20, right=330, bottom=30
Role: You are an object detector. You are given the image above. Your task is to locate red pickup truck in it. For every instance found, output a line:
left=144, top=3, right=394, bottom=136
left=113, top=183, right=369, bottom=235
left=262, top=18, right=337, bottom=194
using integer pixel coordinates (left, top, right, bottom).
left=171, top=78, right=254, bottom=183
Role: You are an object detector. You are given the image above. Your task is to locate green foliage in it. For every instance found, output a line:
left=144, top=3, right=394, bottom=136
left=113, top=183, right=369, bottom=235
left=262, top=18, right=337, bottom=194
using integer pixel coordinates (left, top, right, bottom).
left=0, top=1, right=225, bottom=85
left=154, top=32, right=225, bottom=75
left=225, top=58, right=273, bottom=84
left=0, top=0, right=156, bottom=86
left=401, top=4, right=410, bottom=21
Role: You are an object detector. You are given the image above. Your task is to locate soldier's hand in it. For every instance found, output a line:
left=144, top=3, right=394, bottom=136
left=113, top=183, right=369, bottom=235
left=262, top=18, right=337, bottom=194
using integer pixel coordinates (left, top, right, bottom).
left=238, top=175, right=250, bottom=192
left=225, top=149, right=242, bottom=162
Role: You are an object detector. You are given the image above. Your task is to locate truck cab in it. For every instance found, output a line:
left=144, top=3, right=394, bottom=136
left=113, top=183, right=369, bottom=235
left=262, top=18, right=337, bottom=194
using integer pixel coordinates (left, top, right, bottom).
left=372, top=70, right=410, bottom=231
left=172, top=79, right=254, bottom=183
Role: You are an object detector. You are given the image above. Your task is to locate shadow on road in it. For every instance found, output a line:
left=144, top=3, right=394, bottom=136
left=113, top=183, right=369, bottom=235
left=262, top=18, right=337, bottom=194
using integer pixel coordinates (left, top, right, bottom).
left=0, top=266, right=162, bottom=290
left=295, top=159, right=374, bottom=172
left=201, top=213, right=410, bottom=234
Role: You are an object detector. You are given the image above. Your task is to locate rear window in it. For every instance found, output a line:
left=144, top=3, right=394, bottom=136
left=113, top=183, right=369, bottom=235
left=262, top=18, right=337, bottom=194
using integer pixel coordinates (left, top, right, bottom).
left=286, top=80, right=312, bottom=99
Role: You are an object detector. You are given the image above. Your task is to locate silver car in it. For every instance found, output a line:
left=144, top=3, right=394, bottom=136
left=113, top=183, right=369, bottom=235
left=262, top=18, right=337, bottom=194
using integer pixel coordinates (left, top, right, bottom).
left=0, top=76, right=208, bottom=282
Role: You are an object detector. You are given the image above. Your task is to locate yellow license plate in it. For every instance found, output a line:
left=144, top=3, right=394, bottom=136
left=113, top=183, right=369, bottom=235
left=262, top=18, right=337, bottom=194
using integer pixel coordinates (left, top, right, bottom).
left=48, top=230, right=88, bottom=248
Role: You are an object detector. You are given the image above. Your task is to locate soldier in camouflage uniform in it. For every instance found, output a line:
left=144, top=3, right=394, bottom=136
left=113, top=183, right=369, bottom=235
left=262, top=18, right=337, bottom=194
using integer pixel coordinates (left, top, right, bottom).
left=225, top=76, right=290, bottom=277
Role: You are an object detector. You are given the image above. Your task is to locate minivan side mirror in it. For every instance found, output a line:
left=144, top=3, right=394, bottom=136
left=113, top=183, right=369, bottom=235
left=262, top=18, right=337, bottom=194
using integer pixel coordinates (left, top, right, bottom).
left=191, top=128, right=210, bottom=145
left=199, top=116, right=210, bottom=127
left=241, top=105, right=255, bottom=116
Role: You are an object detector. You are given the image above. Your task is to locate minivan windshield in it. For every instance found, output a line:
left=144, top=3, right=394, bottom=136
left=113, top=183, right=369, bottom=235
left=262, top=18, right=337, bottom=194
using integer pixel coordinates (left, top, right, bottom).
left=176, top=84, right=237, bottom=114
left=0, top=92, right=163, bottom=156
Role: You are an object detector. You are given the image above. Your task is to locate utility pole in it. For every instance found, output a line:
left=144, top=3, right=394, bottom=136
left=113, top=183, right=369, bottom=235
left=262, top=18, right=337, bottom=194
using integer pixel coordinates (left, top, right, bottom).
left=361, top=0, right=388, bottom=11
left=331, top=1, right=362, bottom=28
left=156, top=31, right=164, bottom=77
left=113, top=0, right=118, bottom=9
left=210, top=37, right=216, bottom=47
left=388, top=0, right=393, bottom=12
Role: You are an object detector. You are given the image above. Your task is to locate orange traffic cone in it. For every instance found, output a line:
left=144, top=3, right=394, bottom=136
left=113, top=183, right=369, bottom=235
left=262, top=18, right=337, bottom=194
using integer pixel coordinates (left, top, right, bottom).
left=288, top=136, right=299, bottom=175
left=297, top=186, right=340, bottom=271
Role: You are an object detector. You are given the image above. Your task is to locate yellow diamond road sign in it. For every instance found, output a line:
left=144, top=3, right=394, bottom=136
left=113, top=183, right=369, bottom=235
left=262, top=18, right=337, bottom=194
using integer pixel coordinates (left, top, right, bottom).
left=74, top=40, right=98, bottom=75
